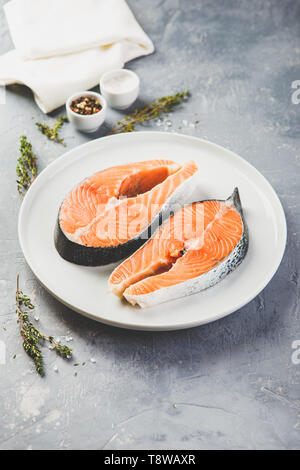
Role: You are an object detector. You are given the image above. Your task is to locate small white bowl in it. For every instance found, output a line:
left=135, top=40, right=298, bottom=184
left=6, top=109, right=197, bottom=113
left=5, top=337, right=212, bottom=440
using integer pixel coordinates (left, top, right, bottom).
left=66, top=91, right=107, bottom=133
left=100, top=69, right=140, bottom=110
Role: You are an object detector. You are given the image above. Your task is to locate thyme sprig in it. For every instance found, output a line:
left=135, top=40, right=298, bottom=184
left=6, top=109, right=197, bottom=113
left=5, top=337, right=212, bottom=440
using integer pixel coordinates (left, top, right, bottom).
left=16, top=136, right=37, bottom=196
left=35, top=115, right=68, bottom=146
left=107, top=90, right=189, bottom=134
left=16, top=275, right=72, bottom=376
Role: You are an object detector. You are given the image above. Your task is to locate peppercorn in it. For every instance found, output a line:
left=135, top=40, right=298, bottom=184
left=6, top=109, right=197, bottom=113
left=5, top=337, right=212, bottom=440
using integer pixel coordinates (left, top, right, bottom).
left=70, top=96, right=102, bottom=115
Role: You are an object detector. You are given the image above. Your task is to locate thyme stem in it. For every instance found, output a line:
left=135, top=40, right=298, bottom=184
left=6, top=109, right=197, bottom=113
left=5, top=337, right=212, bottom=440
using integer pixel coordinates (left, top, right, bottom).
left=107, top=90, right=189, bottom=135
left=35, top=115, right=68, bottom=146
left=16, top=275, right=72, bottom=376
left=16, top=136, right=37, bottom=196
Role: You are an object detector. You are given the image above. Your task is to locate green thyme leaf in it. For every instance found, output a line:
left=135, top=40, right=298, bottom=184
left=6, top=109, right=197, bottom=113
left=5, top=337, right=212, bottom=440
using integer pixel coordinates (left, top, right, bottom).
left=35, top=115, right=68, bottom=146
left=16, top=136, right=37, bottom=196
left=16, top=275, right=72, bottom=376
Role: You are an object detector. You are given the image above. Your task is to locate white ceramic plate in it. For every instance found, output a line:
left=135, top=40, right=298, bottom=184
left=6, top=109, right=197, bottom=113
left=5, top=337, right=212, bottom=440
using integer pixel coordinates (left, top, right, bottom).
left=18, top=132, right=286, bottom=331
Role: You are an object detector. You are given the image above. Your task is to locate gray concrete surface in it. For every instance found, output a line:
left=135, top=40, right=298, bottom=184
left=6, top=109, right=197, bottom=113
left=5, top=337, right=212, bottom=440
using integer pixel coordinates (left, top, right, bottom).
left=0, top=0, right=300, bottom=450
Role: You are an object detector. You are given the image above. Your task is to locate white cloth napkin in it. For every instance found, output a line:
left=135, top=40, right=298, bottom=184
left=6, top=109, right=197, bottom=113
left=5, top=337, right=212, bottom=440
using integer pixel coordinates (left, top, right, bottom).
left=0, top=0, right=154, bottom=112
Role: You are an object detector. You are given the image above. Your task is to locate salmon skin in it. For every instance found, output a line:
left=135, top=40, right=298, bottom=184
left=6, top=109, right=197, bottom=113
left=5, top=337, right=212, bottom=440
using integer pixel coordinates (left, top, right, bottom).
left=109, top=188, right=248, bottom=307
left=54, top=159, right=198, bottom=266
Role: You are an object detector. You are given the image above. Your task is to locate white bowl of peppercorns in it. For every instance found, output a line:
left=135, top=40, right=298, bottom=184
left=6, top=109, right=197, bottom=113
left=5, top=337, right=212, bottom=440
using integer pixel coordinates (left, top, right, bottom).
left=66, top=91, right=107, bottom=133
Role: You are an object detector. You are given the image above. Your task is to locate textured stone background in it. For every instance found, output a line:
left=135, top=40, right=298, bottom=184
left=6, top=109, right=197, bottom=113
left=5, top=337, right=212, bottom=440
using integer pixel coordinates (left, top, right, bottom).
left=0, top=0, right=300, bottom=450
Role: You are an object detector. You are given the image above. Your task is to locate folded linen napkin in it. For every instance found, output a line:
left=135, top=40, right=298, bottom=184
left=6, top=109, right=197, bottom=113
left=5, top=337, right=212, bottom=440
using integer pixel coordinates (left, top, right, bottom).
left=0, top=0, right=154, bottom=112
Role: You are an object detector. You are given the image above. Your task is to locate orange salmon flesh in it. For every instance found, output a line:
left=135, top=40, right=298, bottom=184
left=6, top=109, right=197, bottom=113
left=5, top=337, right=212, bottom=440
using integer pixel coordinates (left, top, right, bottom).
left=59, top=159, right=198, bottom=248
left=109, top=199, right=244, bottom=299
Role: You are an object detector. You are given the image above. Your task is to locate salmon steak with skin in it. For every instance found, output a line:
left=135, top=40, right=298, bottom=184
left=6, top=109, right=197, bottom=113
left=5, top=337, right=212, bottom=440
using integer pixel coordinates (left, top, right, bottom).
left=109, top=188, right=248, bottom=307
left=54, top=159, right=198, bottom=265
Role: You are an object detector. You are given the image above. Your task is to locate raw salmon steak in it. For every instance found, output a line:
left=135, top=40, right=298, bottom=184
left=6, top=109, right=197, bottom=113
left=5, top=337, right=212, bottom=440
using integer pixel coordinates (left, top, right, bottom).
left=109, top=188, right=248, bottom=307
left=55, top=159, right=198, bottom=265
